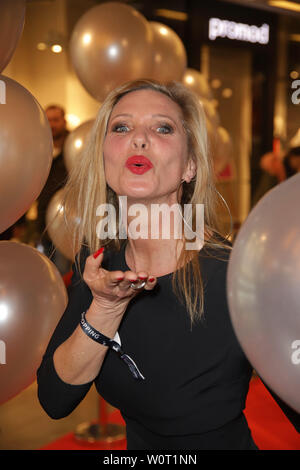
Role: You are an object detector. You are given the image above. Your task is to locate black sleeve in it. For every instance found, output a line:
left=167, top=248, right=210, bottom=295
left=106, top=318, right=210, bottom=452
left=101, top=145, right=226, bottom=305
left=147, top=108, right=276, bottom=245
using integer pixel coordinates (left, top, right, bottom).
left=36, top=249, right=94, bottom=419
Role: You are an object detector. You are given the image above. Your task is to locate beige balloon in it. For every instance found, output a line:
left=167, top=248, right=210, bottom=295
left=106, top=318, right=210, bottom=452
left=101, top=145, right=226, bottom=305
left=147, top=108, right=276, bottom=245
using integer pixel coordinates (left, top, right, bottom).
left=148, top=22, right=187, bottom=83
left=64, top=119, right=95, bottom=173
left=0, top=75, right=53, bottom=234
left=46, top=189, right=80, bottom=261
left=205, top=118, right=219, bottom=169
left=182, top=68, right=213, bottom=100
left=70, top=2, right=154, bottom=102
left=228, top=173, right=300, bottom=413
left=0, top=0, right=26, bottom=72
left=199, top=97, right=220, bottom=129
left=0, top=241, right=67, bottom=405
left=214, top=127, right=233, bottom=174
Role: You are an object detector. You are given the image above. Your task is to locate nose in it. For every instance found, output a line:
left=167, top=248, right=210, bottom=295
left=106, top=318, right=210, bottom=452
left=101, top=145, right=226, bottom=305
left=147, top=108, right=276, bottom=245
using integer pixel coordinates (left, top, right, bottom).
left=131, top=127, right=149, bottom=150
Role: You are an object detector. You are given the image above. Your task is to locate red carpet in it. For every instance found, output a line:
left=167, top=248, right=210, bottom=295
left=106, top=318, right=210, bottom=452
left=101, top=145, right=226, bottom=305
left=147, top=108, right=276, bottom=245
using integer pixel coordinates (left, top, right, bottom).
left=40, top=377, right=300, bottom=450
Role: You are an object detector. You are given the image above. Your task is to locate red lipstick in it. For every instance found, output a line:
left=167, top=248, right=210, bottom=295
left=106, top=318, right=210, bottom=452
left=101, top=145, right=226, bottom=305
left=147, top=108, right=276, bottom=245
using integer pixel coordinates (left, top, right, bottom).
left=125, top=155, right=153, bottom=175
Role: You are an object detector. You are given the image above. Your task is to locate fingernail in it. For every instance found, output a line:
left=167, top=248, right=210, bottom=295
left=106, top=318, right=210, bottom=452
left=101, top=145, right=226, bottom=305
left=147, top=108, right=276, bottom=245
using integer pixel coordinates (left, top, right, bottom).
left=93, top=247, right=104, bottom=259
left=148, top=277, right=155, bottom=282
left=138, top=276, right=148, bottom=280
left=116, top=277, right=124, bottom=281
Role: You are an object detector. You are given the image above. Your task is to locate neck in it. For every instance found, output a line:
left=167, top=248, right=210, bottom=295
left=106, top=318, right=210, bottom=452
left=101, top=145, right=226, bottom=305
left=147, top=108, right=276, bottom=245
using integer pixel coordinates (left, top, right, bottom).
left=125, top=237, right=184, bottom=277
left=121, top=197, right=196, bottom=276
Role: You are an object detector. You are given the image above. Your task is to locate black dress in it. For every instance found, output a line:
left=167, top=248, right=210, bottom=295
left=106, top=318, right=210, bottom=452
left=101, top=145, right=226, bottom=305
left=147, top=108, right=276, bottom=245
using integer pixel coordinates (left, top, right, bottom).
left=37, top=243, right=300, bottom=450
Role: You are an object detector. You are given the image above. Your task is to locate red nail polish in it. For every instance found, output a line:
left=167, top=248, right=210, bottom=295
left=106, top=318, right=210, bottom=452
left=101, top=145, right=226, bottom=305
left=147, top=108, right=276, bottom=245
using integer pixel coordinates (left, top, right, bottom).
left=116, top=277, right=124, bottom=281
left=148, top=277, right=155, bottom=282
left=138, top=276, right=148, bottom=280
left=93, top=247, right=104, bottom=259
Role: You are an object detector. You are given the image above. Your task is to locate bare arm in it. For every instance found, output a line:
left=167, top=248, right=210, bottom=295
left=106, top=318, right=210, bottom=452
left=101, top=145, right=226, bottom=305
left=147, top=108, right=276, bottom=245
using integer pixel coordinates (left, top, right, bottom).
left=52, top=248, right=156, bottom=385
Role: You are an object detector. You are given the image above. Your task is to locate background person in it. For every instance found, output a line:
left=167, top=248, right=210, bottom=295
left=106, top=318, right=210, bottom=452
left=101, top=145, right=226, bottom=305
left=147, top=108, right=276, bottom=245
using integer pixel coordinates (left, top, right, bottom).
left=36, top=104, right=71, bottom=274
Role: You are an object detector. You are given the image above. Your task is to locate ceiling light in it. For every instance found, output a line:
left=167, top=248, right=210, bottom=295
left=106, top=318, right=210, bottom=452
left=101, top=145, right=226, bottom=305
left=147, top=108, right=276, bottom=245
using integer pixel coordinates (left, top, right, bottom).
left=268, top=1, right=300, bottom=13
left=290, top=33, right=300, bottom=42
left=51, top=44, right=62, bottom=53
left=155, top=9, right=188, bottom=21
left=222, top=88, right=233, bottom=98
left=37, top=42, right=47, bottom=51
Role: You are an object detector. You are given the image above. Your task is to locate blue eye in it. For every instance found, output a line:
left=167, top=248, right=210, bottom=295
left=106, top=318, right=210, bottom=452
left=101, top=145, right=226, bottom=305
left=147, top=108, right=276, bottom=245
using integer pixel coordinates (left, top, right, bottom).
left=157, top=124, right=173, bottom=134
left=112, top=124, right=129, bottom=133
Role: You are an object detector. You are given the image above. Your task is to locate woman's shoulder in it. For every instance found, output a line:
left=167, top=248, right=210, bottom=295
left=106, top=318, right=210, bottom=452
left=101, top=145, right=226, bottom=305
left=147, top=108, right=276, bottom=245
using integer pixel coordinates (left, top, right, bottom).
left=197, top=234, right=232, bottom=283
left=200, top=233, right=232, bottom=262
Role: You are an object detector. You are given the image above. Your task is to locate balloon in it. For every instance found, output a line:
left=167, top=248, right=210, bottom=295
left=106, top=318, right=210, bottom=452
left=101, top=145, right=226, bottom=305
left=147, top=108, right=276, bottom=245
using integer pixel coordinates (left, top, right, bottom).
left=227, top=173, right=300, bottom=413
left=46, top=189, right=80, bottom=261
left=64, top=119, right=94, bottom=172
left=0, top=0, right=26, bottom=73
left=0, top=241, right=67, bottom=404
left=0, top=75, right=53, bottom=234
left=214, top=127, right=232, bottom=174
left=70, top=2, right=153, bottom=102
left=148, top=22, right=187, bottom=83
left=182, top=68, right=213, bottom=100
left=199, top=97, right=220, bottom=129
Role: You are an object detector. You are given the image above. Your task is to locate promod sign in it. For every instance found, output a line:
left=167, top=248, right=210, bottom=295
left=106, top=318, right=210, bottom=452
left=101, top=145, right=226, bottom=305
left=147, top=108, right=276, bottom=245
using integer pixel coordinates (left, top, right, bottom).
left=209, top=17, right=269, bottom=44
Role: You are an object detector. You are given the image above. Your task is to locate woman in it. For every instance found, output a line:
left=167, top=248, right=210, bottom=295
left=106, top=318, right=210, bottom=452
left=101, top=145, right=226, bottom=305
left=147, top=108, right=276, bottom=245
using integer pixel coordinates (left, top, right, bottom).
left=37, top=79, right=298, bottom=450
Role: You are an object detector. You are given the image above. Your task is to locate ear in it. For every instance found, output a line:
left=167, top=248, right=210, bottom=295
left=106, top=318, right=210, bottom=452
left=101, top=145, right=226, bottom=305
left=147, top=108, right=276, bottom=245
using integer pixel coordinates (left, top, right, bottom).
left=182, top=158, right=197, bottom=183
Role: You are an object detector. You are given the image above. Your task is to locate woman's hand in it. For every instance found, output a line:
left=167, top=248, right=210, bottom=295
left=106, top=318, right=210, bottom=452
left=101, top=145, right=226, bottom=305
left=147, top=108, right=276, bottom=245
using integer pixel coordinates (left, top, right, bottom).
left=83, top=248, right=157, bottom=318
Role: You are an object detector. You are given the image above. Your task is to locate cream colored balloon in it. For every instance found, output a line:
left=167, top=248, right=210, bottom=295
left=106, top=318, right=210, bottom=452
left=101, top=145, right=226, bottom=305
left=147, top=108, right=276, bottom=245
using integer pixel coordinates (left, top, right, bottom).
left=199, top=98, right=220, bottom=129
left=0, top=241, right=67, bottom=405
left=46, top=189, right=80, bottom=261
left=0, top=0, right=25, bottom=72
left=206, top=118, right=218, bottom=160
left=182, top=68, right=213, bottom=100
left=0, top=75, right=52, bottom=234
left=64, top=119, right=94, bottom=173
left=70, top=2, right=154, bottom=102
left=149, top=22, right=187, bottom=82
left=214, top=127, right=233, bottom=174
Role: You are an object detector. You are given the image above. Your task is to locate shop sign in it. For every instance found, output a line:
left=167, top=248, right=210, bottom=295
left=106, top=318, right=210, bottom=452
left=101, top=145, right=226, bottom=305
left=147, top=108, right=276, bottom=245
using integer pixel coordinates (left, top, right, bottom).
left=209, top=17, right=269, bottom=45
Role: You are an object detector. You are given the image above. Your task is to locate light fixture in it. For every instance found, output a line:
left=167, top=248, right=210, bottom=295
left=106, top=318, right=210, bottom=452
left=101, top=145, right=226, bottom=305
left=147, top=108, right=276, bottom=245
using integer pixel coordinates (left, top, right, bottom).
left=183, top=74, right=195, bottom=85
left=51, top=44, right=62, bottom=53
left=290, top=70, right=299, bottom=79
left=155, top=9, right=188, bottom=21
left=222, top=88, right=233, bottom=98
left=268, top=1, right=300, bottom=13
left=36, top=30, right=66, bottom=53
left=37, top=42, right=47, bottom=51
left=211, top=79, right=222, bottom=89
left=290, top=34, right=300, bottom=42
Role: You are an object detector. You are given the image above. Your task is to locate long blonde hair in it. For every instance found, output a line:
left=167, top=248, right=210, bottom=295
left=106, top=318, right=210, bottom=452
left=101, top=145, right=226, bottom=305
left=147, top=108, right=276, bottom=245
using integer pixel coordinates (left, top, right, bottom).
left=62, top=79, right=231, bottom=325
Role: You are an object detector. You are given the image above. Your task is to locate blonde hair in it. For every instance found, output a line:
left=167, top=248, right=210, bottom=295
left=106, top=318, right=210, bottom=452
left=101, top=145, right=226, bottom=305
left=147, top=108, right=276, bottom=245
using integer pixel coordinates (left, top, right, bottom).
left=63, top=79, right=231, bottom=325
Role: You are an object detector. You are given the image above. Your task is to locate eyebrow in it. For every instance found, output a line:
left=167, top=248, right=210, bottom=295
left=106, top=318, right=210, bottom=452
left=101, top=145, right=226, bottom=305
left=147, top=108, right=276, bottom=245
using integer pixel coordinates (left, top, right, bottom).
left=110, top=113, right=178, bottom=125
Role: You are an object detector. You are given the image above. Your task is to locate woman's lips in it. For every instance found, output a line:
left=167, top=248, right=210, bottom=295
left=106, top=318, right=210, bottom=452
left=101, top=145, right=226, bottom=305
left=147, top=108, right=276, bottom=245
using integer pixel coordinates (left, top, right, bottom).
left=125, top=155, right=153, bottom=175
